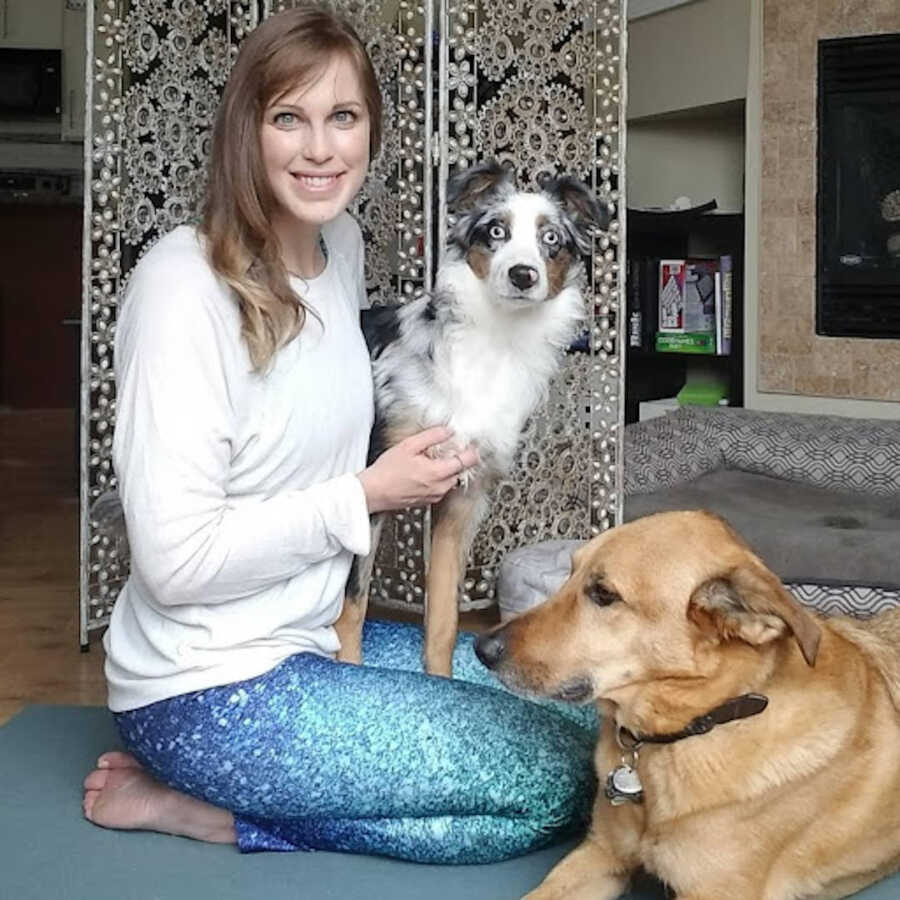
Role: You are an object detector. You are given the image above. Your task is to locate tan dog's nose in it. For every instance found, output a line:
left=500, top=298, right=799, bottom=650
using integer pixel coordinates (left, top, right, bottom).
left=474, top=629, right=507, bottom=669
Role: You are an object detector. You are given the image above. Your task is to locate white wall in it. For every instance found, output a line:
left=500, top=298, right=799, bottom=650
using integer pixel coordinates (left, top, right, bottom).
left=627, top=113, right=745, bottom=212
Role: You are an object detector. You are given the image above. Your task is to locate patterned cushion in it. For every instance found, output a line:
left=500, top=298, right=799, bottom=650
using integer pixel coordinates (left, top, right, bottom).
left=710, top=408, right=900, bottom=497
left=625, top=407, right=900, bottom=498
left=786, top=583, right=900, bottom=619
left=623, top=408, right=723, bottom=496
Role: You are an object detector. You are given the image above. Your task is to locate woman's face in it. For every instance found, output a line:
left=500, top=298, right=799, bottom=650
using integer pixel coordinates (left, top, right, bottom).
left=260, top=54, right=370, bottom=237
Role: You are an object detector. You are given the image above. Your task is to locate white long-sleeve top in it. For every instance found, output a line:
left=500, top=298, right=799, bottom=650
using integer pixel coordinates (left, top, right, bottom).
left=104, top=213, right=374, bottom=712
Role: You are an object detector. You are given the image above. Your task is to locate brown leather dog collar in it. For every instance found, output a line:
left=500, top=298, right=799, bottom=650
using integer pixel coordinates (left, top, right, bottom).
left=618, top=693, right=769, bottom=749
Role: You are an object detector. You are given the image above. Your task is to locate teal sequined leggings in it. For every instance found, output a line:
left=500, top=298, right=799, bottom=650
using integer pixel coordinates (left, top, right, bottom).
left=114, top=620, right=597, bottom=864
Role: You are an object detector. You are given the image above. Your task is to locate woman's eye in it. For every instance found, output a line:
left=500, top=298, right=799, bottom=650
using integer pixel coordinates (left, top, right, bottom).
left=273, top=112, right=297, bottom=127
left=489, top=224, right=506, bottom=240
left=333, top=109, right=358, bottom=125
left=542, top=229, right=560, bottom=246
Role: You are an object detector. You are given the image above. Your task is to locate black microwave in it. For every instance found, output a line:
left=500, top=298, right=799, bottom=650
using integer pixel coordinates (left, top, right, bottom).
left=0, top=48, right=62, bottom=118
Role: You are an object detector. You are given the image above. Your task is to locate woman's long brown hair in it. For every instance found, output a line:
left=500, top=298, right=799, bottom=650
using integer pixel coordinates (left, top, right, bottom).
left=200, top=5, right=382, bottom=372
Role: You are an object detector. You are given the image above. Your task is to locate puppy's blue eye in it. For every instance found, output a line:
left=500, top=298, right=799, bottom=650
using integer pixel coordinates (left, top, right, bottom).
left=542, top=229, right=560, bottom=246
left=489, top=223, right=506, bottom=240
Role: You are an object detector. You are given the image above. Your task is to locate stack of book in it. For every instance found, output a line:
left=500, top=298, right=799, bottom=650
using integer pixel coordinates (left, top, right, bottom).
left=627, top=255, right=733, bottom=355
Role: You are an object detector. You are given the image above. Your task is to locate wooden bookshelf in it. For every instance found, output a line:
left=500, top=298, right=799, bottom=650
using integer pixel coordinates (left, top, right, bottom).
left=625, top=204, right=744, bottom=424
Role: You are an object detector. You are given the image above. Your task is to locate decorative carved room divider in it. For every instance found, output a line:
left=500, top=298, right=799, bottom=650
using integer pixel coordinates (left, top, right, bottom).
left=79, top=0, right=626, bottom=646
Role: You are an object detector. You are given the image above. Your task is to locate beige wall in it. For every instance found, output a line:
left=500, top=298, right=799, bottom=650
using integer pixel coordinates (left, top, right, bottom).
left=626, top=0, right=748, bottom=226
left=628, top=0, right=750, bottom=120
left=627, top=113, right=745, bottom=212
left=752, top=0, right=900, bottom=410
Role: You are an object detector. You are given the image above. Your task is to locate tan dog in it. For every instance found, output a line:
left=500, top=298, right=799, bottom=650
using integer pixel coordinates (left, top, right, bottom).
left=475, top=510, right=900, bottom=899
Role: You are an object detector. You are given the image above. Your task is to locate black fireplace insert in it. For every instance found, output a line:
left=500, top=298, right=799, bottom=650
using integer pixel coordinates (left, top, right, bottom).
left=817, top=33, right=900, bottom=339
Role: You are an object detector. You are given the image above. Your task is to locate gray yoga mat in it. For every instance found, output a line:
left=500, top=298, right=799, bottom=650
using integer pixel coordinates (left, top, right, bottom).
left=0, top=705, right=667, bottom=900
left=2, top=705, right=897, bottom=899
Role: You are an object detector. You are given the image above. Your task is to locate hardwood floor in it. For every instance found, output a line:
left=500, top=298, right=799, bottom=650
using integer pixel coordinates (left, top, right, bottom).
left=0, top=409, right=498, bottom=727
left=0, top=409, right=106, bottom=725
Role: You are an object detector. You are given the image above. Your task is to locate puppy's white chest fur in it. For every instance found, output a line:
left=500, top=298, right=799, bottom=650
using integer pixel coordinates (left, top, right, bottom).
left=378, top=258, right=582, bottom=473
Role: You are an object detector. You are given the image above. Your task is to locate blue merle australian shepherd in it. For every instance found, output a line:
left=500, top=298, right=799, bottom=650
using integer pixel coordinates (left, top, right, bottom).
left=334, top=160, right=610, bottom=677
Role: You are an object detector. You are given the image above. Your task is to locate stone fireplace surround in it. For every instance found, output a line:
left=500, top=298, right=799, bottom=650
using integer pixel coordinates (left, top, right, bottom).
left=760, top=0, right=900, bottom=401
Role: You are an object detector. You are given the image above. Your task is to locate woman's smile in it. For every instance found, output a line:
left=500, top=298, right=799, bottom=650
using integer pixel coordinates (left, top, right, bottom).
left=291, top=171, right=345, bottom=192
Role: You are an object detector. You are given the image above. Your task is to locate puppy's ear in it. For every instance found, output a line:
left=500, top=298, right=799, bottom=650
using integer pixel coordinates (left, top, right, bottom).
left=447, top=160, right=515, bottom=213
left=539, top=175, right=611, bottom=252
left=688, top=563, right=822, bottom=666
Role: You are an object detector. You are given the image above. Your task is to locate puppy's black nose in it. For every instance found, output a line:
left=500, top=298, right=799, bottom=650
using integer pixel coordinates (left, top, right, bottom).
left=474, top=629, right=507, bottom=669
left=508, top=265, right=539, bottom=291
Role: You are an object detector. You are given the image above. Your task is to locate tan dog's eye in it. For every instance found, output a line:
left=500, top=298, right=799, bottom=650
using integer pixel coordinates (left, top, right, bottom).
left=587, top=580, right=621, bottom=607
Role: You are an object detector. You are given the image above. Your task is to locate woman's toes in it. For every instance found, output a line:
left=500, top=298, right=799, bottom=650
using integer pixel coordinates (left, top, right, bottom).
left=82, top=766, right=156, bottom=831
left=83, top=789, right=98, bottom=819
left=97, top=751, right=141, bottom=770
left=83, top=768, right=110, bottom=792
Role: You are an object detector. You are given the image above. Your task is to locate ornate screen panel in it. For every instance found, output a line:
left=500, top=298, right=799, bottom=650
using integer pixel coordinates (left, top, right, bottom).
left=80, top=0, right=626, bottom=644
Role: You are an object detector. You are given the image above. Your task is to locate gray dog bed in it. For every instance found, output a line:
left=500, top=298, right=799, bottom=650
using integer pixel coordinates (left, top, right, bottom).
left=624, top=407, right=900, bottom=592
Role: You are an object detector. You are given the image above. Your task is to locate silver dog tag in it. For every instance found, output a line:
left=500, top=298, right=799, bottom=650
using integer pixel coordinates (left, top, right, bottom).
left=604, top=764, right=644, bottom=806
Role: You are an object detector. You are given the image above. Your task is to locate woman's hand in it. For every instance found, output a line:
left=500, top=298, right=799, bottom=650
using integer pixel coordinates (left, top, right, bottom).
left=357, top=426, right=479, bottom=514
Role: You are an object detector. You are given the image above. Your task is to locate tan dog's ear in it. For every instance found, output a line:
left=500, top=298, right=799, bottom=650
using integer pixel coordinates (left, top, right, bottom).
left=688, top=563, right=822, bottom=666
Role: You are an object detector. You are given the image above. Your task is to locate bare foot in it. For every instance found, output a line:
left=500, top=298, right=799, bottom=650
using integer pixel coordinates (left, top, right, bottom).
left=83, top=751, right=236, bottom=844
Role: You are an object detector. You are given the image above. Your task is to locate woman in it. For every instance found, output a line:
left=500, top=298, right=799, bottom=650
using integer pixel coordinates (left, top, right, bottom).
left=82, top=5, right=595, bottom=864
